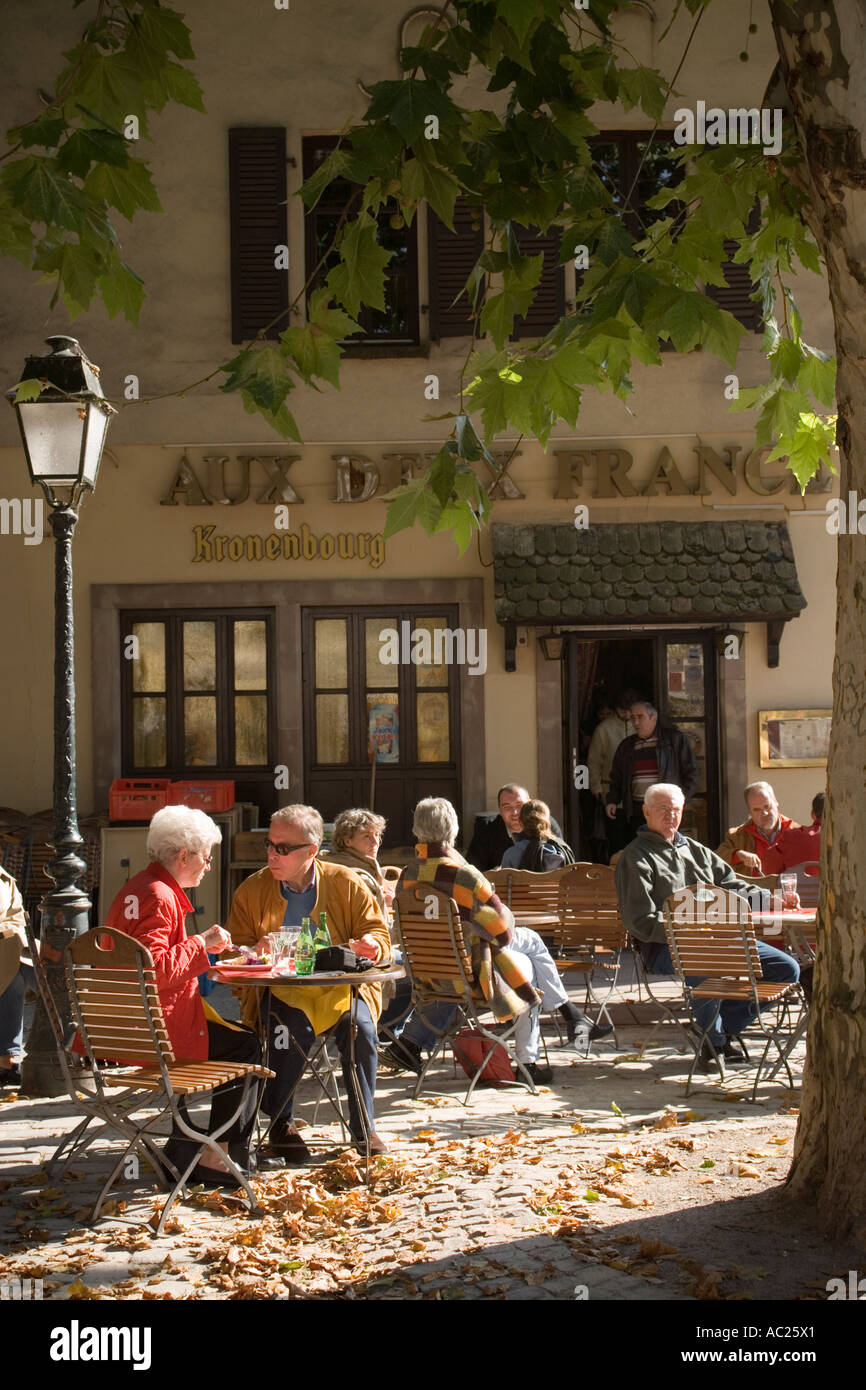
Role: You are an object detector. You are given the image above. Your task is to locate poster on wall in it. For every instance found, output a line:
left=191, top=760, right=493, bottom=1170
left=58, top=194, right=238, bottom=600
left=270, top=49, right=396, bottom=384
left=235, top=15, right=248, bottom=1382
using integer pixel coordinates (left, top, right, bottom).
left=759, top=709, right=831, bottom=768
left=368, top=698, right=399, bottom=763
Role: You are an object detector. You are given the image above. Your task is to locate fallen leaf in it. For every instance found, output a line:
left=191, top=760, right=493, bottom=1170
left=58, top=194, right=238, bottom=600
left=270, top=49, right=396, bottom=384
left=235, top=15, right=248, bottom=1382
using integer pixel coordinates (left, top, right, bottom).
left=652, top=1112, right=678, bottom=1131
left=66, top=1279, right=103, bottom=1300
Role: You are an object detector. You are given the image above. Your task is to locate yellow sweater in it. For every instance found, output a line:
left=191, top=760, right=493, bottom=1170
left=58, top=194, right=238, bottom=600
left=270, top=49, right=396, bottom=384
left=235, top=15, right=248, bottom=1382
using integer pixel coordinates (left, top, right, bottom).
left=225, top=860, right=391, bottom=1034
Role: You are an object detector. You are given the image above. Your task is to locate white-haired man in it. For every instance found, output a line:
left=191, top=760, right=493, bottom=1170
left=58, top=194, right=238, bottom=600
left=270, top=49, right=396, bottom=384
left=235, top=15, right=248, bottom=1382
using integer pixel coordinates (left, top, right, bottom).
left=615, top=784, right=799, bottom=1068
left=717, top=781, right=820, bottom=875
left=226, top=804, right=391, bottom=1161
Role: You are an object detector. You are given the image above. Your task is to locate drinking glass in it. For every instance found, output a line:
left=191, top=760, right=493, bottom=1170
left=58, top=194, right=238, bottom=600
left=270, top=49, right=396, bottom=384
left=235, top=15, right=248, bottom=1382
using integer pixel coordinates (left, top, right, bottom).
left=271, top=931, right=295, bottom=975
left=779, top=872, right=797, bottom=906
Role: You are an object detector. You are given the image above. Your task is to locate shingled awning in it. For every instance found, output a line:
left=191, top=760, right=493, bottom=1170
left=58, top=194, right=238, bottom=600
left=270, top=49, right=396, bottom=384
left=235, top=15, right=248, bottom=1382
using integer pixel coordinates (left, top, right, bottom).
left=492, top=521, right=806, bottom=669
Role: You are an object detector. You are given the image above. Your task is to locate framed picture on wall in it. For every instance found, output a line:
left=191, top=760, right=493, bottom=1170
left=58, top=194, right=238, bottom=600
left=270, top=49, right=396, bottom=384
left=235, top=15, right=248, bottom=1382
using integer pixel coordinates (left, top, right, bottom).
left=758, top=709, right=832, bottom=768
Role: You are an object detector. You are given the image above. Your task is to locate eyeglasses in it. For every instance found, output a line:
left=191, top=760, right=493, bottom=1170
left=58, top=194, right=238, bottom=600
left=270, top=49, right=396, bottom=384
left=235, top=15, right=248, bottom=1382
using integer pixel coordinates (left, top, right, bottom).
left=265, top=840, right=312, bottom=856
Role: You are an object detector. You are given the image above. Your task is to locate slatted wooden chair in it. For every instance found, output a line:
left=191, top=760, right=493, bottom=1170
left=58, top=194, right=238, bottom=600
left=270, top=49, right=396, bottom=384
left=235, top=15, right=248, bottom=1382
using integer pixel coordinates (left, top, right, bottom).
left=491, top=865, right=574, bottom=927
left=663, top=884, right=803, bottom=1099
left=392, top=886, right=537, bottom=1102
left=23, top=913, right=173, bottom=1179
left=552, top=863, right=627, bottom=1048
left=67, top=927, right=273, bottom=1233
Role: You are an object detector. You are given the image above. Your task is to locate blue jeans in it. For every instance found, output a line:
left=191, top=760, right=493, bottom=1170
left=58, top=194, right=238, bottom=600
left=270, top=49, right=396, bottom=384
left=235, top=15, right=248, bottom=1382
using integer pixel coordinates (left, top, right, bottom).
left=643, top=940, right=799, bottom=1041
left=0, top=963, right=36, bottom=1058
left=265, top=995, right=378, bottom=1141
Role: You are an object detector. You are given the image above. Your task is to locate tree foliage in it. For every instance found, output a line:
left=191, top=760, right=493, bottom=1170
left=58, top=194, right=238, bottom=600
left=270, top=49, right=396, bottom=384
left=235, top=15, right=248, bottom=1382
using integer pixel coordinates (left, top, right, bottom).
left=2, top=0, right=837, bottom=537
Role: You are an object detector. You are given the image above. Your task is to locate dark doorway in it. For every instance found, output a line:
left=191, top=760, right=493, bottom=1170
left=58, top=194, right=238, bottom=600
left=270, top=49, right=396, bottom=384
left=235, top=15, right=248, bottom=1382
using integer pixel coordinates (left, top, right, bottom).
left=564, top=630, right=721, bottom=859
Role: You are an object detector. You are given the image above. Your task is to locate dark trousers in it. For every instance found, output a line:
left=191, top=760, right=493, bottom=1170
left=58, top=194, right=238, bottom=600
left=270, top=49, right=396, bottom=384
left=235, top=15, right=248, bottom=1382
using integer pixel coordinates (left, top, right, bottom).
left=169, top=1018, right=261, bottom=1165
left=640, top=940, right=799, bottom=1040
left=264, top=995, right=378, bottom=1141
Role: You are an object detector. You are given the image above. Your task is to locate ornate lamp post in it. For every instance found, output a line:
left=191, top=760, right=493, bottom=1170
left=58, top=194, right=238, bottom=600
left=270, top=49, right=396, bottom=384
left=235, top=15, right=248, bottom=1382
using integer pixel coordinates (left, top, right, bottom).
left=6, top=336, right=115, bottom=1096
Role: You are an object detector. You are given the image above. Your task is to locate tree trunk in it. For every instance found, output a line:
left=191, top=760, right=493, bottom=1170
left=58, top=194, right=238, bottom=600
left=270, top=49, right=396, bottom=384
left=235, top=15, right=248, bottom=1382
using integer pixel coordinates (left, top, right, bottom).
left=769, top=0, right=866, bottom=1237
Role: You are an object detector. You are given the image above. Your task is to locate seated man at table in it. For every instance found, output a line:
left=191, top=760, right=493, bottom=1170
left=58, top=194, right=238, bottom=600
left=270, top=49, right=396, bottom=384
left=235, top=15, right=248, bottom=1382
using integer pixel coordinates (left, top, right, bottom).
left=615, top=783, right=800, bottom=1069
left=226, top=804, right=391, bottom=1161
left=465, top=783, right=565, bottom=873
left=717, top=781, right=820, bottom=875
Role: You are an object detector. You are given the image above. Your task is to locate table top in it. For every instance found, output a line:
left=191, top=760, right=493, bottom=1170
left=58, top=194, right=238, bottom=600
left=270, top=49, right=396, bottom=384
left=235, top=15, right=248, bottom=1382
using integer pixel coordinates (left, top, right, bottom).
left=211, top=963, right=406, bottom=987
left=752, top=908, right=817, bottom=923
left=512, top=911, right=560, bottom=928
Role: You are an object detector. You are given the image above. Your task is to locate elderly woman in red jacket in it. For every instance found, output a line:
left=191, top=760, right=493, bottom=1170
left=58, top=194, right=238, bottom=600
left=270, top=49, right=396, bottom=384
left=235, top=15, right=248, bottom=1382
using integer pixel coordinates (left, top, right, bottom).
left=104, top=804, right=260, bottom=1186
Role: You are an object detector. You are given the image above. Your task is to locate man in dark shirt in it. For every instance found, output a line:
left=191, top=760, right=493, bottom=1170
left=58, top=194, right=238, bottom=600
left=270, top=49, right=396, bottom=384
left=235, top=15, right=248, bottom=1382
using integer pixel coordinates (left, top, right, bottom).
left=606, top=701, right=698, bottom=842
left=465, top=783, right=565, bottom=872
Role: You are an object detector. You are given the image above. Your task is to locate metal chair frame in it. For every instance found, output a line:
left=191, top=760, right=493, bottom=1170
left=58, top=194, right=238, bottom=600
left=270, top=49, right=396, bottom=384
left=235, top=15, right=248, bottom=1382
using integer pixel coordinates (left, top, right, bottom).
left=663, top=884, right=803, bottom=1099
left=67, top=927, right=272, bottom=1233
left=393, top=887, right=537, bottom=1102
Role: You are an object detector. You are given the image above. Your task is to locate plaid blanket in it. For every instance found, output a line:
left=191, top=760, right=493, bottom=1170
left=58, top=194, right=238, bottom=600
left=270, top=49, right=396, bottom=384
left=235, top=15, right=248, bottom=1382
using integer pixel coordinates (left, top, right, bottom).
left=400, top=843, right=540, bottom=1020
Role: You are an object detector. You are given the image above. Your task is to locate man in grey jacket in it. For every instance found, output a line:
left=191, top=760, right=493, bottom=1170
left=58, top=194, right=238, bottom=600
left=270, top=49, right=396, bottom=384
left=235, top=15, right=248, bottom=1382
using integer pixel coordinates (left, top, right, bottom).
left=615, top=783, right=799, bottom=1065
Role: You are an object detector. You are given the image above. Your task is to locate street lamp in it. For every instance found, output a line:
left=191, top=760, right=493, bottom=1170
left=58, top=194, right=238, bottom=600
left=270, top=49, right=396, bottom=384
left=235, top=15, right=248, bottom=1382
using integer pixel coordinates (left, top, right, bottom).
left=7, top=336, right=115, bottom=1096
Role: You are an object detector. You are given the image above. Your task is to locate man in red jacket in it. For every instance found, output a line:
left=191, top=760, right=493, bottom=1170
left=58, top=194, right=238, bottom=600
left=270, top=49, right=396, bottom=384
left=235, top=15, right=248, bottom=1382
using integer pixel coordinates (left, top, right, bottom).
left=717, top=781, right=820, bottom=875
left=104, top=805, right=260, bottom=1185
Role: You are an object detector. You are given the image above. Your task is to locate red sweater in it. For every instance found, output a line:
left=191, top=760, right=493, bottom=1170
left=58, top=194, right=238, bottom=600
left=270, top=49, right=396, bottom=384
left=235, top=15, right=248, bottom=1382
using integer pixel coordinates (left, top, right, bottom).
left=718, top=816, right=821, bottom=874
left=104, top=862, right=211, bottom=1059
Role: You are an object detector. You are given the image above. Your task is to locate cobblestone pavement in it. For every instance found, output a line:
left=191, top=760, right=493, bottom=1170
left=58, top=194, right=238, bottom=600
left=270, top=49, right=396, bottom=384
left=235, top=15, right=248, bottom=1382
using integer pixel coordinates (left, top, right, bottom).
left=0, top=984, right=856, bottom=1303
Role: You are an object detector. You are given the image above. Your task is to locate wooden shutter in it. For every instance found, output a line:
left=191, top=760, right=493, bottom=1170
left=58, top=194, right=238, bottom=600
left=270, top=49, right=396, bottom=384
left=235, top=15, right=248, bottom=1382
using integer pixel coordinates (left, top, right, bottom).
left=427, top=199, right=484, bottom=339
left=229, top=128, right=288, bottom=343
left=512, top=226, right=565, bottom=338
left=705, top=240, right=762, bottom=331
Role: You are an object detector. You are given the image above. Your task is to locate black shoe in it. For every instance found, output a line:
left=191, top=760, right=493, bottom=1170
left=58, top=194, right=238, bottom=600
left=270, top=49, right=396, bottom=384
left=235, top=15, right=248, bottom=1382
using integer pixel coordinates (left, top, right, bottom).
left=265, top=1119, right=312, bottom=1164
left=567, top=1016, right=615, bottom=1047
left=0, top=1065, right=22, bottom=1089
left=382, top=1038, right=423, bottom=1075
left=722, top=1041, right=748, bottom=1064
left=518, top=1061, right=553, bottom=1084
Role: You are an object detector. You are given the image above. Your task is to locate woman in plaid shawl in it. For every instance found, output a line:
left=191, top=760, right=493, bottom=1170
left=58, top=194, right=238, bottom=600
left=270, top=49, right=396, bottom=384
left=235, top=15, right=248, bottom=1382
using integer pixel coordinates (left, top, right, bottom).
left=399, top=797, right=552, bottom=1077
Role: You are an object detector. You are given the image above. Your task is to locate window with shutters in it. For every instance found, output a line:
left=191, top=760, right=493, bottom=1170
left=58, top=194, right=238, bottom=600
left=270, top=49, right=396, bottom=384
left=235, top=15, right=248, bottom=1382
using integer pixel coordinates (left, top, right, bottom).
left=427, top=199, right=485, bottom=340
left=302, top=137, right=419, bottom=345
left=228, top=128, right=289, bottom=343
left=589, top=132, right=761, bottom=331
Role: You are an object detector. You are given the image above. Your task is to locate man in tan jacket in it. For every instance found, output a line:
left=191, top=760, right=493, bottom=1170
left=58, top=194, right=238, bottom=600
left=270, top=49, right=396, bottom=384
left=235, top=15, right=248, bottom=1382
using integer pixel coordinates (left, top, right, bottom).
left=0, top=866, right=34, bottom=1088
left=226, top=804, right=391, bottom=1162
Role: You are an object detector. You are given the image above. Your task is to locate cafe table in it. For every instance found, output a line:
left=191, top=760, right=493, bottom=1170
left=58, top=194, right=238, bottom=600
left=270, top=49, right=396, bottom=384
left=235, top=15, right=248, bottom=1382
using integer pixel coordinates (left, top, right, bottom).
left=210, top=961, right=405, bottom=1172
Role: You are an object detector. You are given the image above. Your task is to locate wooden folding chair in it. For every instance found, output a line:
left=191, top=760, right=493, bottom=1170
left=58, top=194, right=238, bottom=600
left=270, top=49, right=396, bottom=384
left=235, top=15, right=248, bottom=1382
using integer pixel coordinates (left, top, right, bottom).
left=552, top=863, right=626, bottom=1048
left=392, top=886, right=537, bottom=1101
left=663, top=884, right=802, bottom=1099
left=67, top=927, right=273, bottom=1233
left=23, top=913, right=175, bottom=1179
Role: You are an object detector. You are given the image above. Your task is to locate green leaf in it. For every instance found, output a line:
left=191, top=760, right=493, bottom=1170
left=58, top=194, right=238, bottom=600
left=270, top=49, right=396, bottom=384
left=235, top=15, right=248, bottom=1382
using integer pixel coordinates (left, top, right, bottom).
left=157, top=61, right=206, bottom=113
left=3, top=157, right=88, bottom=231
left=99, top=259, right=146, bottom=324
left=35, top=241, right=104, bottom=318
left=403, top=156, right=460, bottom=230
left=364, top=80, right=459, bottom=142
left=428, top=448, right=457, bottom=507
left=240, top=389, right=302, bottom=443
left=0, top=190, right=35, bottom=264
left=383, top=484, right=424, bottom=540
left=280, top=323, right=343, bottom=389
left=798, top=350, right=836, bottom=407
left=137, top=6, right=196, bottom=61
left=9, top=115, right=67, bottom=150
left=222, top=346, right=294, bottom=415
left=616, top=67, right=668, bottom=122
left=71, top=53, right=148, bottom=132
left=495, top=0, right=543, bottom=46
left=307, top=287, right=361, bottom=341
left=480, top=292, right=515, bottom=348
left=56, top=128, right=129, bottom=178
left=327, top=215, right=392, bottom=316
left=765, top=410, right=837, bottom=491
left=10, top=378, right=45, bottom=403
left=502, top=254, right=544, bottom=315
left=84, top=160, right=163, bottom=219
left=435, top=501, right=476, bottom=554
left=300, top=147, right=354, bottom=209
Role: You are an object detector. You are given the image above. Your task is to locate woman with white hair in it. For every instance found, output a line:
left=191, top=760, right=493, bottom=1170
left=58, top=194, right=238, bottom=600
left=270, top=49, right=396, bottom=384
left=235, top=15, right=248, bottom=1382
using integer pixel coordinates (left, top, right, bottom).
left=103, top=804, right=261, bottom=1186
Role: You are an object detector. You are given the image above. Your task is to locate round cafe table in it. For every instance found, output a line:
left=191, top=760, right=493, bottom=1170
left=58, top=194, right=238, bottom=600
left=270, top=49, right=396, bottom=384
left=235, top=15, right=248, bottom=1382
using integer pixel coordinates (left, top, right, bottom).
left=210, top=962, right=405, bottom=1171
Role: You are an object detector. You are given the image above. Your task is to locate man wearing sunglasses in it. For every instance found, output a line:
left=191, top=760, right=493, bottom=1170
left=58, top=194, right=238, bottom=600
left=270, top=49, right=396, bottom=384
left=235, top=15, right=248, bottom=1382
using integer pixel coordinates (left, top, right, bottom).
left=225, top=804, right=391, bottom=1162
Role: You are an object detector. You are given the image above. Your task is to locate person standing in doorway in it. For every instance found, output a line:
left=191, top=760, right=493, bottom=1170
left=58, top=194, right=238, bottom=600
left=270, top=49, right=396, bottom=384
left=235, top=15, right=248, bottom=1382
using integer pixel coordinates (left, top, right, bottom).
left=606, top=700, right=698, bottom=843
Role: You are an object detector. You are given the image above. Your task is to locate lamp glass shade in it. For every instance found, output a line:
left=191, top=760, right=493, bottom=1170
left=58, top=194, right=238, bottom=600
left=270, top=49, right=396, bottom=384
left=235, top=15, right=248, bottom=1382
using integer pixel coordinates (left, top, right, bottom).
left=17, top=399, right=107, bottom=488
left=539, top=633, right=565, bottom=661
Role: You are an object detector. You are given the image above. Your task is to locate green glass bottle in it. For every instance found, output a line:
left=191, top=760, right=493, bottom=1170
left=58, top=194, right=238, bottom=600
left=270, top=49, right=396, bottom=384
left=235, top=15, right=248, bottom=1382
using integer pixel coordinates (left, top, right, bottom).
left=295, top=916, right=315, bottom=976
left=313, top=911, right=331, bottom=955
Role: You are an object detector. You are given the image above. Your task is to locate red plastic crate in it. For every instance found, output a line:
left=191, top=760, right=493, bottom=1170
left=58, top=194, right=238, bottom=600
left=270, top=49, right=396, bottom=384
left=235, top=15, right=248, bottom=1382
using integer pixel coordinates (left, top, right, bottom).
left=167, top=780, right=235, bottom=812
left=109, top=778, right=171, bottom=821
